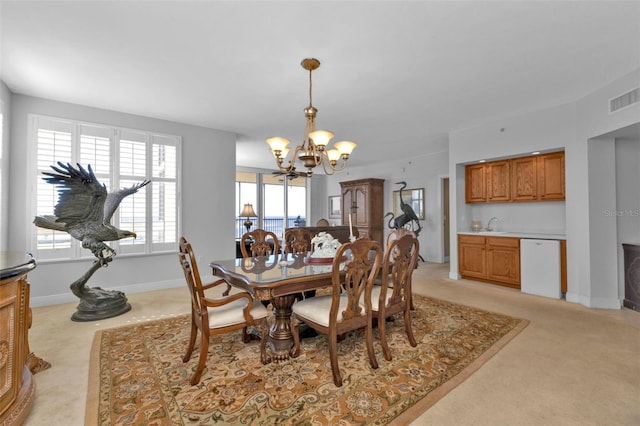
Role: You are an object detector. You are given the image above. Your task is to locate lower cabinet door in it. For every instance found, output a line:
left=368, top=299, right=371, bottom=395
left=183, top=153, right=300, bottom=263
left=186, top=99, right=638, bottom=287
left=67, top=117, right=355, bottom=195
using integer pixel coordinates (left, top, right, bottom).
left=486, top=237, right=520, bottom=287
left=459, top=242, right=486, bottom=279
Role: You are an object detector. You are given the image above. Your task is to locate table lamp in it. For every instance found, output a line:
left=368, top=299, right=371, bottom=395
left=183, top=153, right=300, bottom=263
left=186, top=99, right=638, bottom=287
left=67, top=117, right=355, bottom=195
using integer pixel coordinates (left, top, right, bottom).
left=240, top=203, right=258, bottom=232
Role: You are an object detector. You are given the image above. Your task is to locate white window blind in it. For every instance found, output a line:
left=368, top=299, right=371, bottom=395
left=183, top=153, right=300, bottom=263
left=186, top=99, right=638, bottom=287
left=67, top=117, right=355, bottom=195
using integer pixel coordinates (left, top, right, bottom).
left=30, top=115, right=181, bottom=260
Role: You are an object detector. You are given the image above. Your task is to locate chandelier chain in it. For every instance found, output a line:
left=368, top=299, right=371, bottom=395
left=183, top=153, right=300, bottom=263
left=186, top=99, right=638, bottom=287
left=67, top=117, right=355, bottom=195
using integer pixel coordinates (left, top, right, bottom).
left=308, top=67, right=313, bottom=107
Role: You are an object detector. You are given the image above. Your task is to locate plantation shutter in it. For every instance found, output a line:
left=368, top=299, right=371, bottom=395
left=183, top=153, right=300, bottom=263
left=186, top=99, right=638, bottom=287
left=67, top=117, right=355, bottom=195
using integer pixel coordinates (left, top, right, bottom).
left=151, top=136, right=178, bottom=251
left=30, top=114, right=181, bottom=260
left=117, top=129, right=148, bottom=254
left=33, top=117, right=74, bottom=259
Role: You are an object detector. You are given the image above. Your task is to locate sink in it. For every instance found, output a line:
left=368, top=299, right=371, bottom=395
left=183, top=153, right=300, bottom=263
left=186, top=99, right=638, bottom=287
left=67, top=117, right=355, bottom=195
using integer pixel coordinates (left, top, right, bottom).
left=477, top=231, right=508, bottom=235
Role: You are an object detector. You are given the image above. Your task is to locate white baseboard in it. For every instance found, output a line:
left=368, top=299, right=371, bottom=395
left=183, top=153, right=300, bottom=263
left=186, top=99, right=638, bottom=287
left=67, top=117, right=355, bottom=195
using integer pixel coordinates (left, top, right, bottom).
left=565, top=292, right=622, bottom=309
left=30, top=279, right=183, bottom=307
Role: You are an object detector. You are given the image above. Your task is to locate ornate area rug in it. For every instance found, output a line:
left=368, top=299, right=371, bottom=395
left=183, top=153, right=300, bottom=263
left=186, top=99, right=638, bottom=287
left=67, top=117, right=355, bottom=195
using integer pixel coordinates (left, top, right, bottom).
left=86, top=295, right=527, bottom=425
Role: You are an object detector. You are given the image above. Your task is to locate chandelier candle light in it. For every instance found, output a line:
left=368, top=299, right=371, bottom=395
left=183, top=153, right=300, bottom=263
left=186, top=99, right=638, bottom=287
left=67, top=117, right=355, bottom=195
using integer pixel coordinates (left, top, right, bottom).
left=266, top=58, right=357, bottom=177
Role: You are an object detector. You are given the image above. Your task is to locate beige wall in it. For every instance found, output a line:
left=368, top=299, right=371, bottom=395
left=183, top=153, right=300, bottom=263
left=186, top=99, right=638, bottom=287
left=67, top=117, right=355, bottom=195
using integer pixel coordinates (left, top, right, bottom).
left=0, top=82, right=11, bottom=253
left=7, top=94, right=237, bottom=306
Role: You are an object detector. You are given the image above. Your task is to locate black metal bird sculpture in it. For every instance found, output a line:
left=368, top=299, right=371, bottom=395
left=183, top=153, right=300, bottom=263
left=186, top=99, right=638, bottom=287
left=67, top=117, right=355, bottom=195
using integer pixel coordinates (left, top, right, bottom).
left=33, top=162, right=150, bottom=321
left=395, top=181, right=423, bottom=235
left=385, top=181, right=425, bottom=263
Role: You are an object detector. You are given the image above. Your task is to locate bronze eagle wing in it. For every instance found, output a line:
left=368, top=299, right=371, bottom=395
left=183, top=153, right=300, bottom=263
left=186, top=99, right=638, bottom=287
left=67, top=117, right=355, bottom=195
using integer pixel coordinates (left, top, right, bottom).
left=41, top=162, right=108, bottom=227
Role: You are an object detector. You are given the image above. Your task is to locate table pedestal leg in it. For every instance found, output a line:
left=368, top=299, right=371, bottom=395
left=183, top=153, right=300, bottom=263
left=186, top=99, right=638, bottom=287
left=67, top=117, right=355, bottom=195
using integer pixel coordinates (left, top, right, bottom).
left=268, top=294, right=296, bottom=361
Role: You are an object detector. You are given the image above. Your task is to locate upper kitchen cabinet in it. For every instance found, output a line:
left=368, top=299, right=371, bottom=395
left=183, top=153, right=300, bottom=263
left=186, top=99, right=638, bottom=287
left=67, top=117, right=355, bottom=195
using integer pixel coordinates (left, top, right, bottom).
left=466, top=151, right=565, bottom=203
left=537, top=151, right=565, bottom=200
left=511, top=156, right=538, bottom=201
left=465, top=164, right=487, bottom=203
left=487, top=160, right=511, bottom=202
left=340, top=178, right=385, bottom=246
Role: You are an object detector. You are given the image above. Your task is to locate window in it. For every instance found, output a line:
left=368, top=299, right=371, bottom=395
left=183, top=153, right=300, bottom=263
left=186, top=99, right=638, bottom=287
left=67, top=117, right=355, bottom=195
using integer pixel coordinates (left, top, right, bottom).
left=29, top=115, right=181, bottom=260
left=235, top=171, right=307, bottom=238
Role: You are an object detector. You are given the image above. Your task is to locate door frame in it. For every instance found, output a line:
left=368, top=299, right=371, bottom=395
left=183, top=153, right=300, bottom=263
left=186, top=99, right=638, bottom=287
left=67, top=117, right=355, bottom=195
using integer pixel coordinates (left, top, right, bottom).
left=440, top=175, right=450, bottom=263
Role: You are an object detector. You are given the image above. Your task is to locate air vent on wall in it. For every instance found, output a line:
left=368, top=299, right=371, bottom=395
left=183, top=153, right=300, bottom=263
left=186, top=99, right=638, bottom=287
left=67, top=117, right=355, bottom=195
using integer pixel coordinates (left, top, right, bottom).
left=610, top=88, right=640, bottom=113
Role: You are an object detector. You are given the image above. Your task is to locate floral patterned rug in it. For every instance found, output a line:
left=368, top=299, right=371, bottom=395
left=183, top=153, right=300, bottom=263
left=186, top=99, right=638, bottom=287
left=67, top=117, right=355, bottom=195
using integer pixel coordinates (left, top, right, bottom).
left=87, top=295, right=527, bottom=425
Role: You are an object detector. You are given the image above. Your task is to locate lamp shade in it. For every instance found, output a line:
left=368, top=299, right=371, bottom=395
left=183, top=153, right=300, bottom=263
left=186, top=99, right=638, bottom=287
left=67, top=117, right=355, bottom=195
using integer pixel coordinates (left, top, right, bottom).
left=265, top=137, right=290, bottom=152
left=334, top=141, right=357, bottom=156
left=240, top=203, right=257, bottom=218
left=308, top=130, right=334, bottom=148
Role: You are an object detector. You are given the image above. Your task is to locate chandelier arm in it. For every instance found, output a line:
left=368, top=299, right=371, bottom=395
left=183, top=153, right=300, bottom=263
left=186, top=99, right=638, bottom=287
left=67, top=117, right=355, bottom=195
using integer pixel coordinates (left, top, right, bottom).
left=318, top=155, right=336, bottom=175
left=279, top=144, right=308, bottom=173
left=332, top=159, right=348, bottom=171
left=319, top=155, right=349, bottom=174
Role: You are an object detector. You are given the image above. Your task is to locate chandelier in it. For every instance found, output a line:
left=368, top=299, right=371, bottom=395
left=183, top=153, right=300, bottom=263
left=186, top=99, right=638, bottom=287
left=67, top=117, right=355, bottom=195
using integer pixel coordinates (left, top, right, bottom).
left=266, top=58, right=357, bottom=178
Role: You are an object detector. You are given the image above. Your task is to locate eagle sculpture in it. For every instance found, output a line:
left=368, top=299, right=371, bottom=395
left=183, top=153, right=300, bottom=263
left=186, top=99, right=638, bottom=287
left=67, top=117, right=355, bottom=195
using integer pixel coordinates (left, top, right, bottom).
left=34, top=162, right=150, bottom=262
left=33, top=162, right=150, bottom=321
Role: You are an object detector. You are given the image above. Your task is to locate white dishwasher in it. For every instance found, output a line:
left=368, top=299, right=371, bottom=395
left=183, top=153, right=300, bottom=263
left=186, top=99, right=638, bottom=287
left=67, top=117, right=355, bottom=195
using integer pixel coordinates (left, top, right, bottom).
left=520, top=239, right=561, bottom=299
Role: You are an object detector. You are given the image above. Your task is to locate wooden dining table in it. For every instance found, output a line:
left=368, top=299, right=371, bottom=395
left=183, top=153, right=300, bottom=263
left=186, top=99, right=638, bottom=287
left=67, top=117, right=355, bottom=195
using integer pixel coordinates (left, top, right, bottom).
left=210, top=253, right=342, bottom=361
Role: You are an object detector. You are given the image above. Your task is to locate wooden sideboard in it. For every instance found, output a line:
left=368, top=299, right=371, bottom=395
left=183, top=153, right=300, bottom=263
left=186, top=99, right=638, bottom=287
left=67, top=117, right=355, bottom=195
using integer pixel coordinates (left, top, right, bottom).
left=0, top=252, right=49, bottom=425
left=286, top=226, right=358, bottom=244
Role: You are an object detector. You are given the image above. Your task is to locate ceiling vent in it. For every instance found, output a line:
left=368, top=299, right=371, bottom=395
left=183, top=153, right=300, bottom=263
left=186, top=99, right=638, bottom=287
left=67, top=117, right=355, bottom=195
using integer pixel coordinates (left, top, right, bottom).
left=609, top=88, right=639, bottom=113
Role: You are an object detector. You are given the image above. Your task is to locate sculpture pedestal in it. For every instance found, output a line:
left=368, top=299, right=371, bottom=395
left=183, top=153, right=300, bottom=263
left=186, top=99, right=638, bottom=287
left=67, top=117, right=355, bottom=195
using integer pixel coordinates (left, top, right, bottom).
left=71, top=287, right=131, bottom=322
left=69, top=258, right=132, bottom=321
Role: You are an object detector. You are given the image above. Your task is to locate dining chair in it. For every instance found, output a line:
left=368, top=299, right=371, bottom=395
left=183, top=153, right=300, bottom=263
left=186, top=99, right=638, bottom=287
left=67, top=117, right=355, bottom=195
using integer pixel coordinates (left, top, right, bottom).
left=385, top=227, right=418, bottom=310
left=240, top=229, right=281, bottom=257
left=386, top=227, right=416, bottom=246
left=290, top=238, right=382, bottom=387
left=372, top=233, right=419, bottom=361
left=178, top=237, right=271, bottom=385
left=284, top=227, right=316, bottom=300
left=284, top=227, right=312, bottom=255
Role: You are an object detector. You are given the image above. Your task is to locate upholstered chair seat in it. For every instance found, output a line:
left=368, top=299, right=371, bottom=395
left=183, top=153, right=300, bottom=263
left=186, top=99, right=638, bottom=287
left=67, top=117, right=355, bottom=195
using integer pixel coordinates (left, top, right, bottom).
left=205, top=297, right=268, bottom=328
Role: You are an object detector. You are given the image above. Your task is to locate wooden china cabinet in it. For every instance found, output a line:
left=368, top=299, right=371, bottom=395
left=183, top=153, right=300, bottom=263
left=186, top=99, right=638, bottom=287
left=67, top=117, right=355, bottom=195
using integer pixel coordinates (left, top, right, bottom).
left=340, top=178, right=385, bottom=246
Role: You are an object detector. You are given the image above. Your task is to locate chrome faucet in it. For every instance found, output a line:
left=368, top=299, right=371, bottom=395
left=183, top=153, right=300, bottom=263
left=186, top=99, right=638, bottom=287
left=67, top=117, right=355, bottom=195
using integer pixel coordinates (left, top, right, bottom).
left=486, top=217, right=499, bottom=231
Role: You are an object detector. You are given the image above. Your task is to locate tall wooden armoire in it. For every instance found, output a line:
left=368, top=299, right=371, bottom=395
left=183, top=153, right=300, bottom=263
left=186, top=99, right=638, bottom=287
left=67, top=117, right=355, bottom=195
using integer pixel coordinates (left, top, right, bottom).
left=340, top=178, right=385, bottom=246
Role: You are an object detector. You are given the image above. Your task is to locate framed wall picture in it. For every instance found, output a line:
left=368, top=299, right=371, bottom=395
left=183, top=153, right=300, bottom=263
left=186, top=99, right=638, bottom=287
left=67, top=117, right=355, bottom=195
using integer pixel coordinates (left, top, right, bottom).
left=329, top=196, right=341, bottom=218
left=393, top=188, right=425, bottom=220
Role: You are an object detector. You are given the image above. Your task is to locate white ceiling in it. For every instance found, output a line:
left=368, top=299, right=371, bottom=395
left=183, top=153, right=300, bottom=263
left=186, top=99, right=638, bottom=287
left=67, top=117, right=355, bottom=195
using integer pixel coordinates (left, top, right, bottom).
left=2, top=1, right=639, bottom=170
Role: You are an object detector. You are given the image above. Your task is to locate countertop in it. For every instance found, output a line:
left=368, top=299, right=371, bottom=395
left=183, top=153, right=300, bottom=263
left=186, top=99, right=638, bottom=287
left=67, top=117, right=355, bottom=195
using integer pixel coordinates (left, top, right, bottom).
left=0, top=251, right=37, bottom=279
left=458, top=231, right=566, bottom=240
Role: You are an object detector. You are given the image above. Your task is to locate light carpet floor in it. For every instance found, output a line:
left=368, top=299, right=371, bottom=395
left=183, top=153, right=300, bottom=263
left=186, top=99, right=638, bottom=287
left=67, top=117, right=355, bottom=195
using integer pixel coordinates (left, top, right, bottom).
left=24, top=262, right=640, bottom=425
